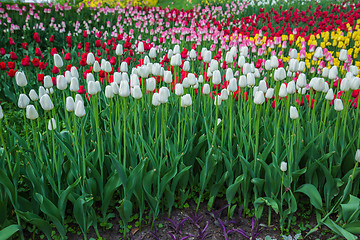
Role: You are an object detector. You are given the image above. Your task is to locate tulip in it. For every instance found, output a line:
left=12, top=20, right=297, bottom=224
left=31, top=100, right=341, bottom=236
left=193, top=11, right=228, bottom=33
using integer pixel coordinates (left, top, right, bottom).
left=149, top=47, right=157, bottom=59
left=189, top=49, right=197, bottom=60
left=325, top=89, right=334, bottom=101
left=120, top=62, right=128, bottom=72
left=18, top=94, right=30, bottom=109
left=116, top=44, right=123, bottom=56
left=16, top=71, right=27, bottom=87
left=183, top=61, right=190, bottom=72
left=225, top=52, right=233, bottom=63
left=48, top=118, right=57, bottom=130
left=280, top=162, right=287, bottom=172
left=119, top=81, right=130, bottom=97
left=65, top=71, right=72, bottom=83
left=340, top=78, right=350, bottom=91
left=287, top=81, right=296, bottom=94
left=226, top=68, right=234, bottom=81
left=75, top=101, right=86, bottom=117
left=314, top=47, right=323, bottom=59
left=258, top=80, right=267, bottom=93
left=66, top=97, right=75, bottom=112
left=289, top=49, right=298, bottom=59
left=104, top=85, right=114, bottom=99
left=152, top=92, right=160, bottom=106
left=247, top=73, right=255, bottom=87
left=0, top=105, right=3, bottom=119
left=158, top=87, right=169, bottom=104
left=212, top=70, right=221, bottom=85
left=209, top=59, right=218, bottom=72
left=334, top=99, right=343, bottom=111
left=239, top=46, right=248, bottom=56
left=289, top=59, right=299, bottom=72
left=75, top=94, right=84, bottom=104
left=356, top=149, right=360, bottom=163
left=349, top=66, right=359, bottom=76
left=203, top=50, right=211, bottom=63
left=298, top=61, right=306, bottom=72
left=92, top=61, right=100, bottom=72
left=71, top=66, right=79, bottom=78
left=278, top=83, right=287, bottom=97
left=47, top=88, right=54, bottom=95
left=29, top=89, right=39, bottom=101
left=198, top=75, right=204, bottom=83
left=274, top=67, right=286, bottom=81
left=170, top=54, right=182, bottom=66
left=40, top=94, right=54, bottom=111
left=238, top=55, right=245, bottom=67
left=152, top=63, right=161, bottom=76
left=137, top=41, right=144, bottom=53
left=145, top=77, right=155, bottom=92
left=214, top=95, right=222, bottom=106
left=322, top=67, right=329, bottom=78
left=70, top=77, right=79, bottom=92
left=188, top=73, right=197, bottom=86
left=181, top=94, right=192, bottom=107
left=238, top=75, right=247, bottom=88
left=87, top=52, right=95, bottom=65
left=54, top=54, right=63, bottom=68
left=243, top=63, right=252, bottom=75
left=122, top=73, right=129, bottom=82
left=105, top=61, right=112, bottom=73
left=265, top=88, right=274, bottom=99
left=270, top=56, right=279, bottom=68
left=110, top=82, right=119, bottom=95
left=131, top=85, right=142, bottom=99
left=228, top=78, right=238, bottom=93
left=203, top=84, right=211, bottom=95
left=220, top=89, right=229, bottom=101
left=350, top=77, right=360, bottom=90
left=57, top=75, right=67, bottom=90
left=26, top=105, right=38, bottom=120
left=339, top=49, right=348, bottom=62
left=44, top=75, right=53, bottom=88
left=88, top=81, right=97, bottom=95
left=290, top=106, right=299, bottom=119
left=264, top=60, right=271, bottom=71
left=254, top=91, right=265, bottom=105
left=173, top=45, right=180, bottom=54
left=328, top=66, right=338, bottom=80
left=39, top=86, right=46, bottom=99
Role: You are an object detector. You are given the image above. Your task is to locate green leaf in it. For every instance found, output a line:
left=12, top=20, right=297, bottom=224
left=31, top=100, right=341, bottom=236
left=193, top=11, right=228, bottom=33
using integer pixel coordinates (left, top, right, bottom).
left=343, top=221, right=360, bottom=234
left=0, top=224, right=21, bottom=240
left=323, top=218, right=357, bottom=240
left=341, top=195, right=360, bottom=224
left=0, top=169, right=16, bottom=204
left=295, top=184, right=323, bottom=211
left=117, top=199, right=133, bottom=225
left=58, top=178, right=80, bottom=220
left=16, top=211, right=52, bottom=239
left=226, top=175, right=243, bottom=204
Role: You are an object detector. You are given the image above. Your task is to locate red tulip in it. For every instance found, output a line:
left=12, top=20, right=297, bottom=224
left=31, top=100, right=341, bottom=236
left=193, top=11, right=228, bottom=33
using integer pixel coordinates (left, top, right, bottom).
left=7, top=62, right=15, bottom=69
left=35, top=48, right=42, bottom=56
left=10, top=52, right=18, bottom=60
left=50, top=48, right=57, bottom=56
left=95, top=40, right=101, bottom=48
left=22, top=42, right=28, bottom=50
left=49, top=35, right=55, bottom=42
left=39, top=62, right=46, bottom=70
left=37, top=73, right=44, bottom=82
left=0, top=48, right=5, bottom=56
left=9, top=38, right=15, bottom=45
left=34, top=32, right=41, bottom=43
left=32, top=58, right=40, bottom=67
left=0, top=62, right=7, bottom=70
left=7, top=69, right=17, bottom=78
left=78, top=85, right=85, bottom=94
left=52, top=66, right=59, bottom=74
left=83, top=30, right=88, bottom=38
left=110, top=56, right=116, bottom=65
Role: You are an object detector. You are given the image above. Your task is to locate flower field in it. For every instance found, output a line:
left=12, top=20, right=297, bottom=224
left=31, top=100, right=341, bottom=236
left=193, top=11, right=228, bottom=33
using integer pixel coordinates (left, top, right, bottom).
left=1, top=0, right=360, bottom=239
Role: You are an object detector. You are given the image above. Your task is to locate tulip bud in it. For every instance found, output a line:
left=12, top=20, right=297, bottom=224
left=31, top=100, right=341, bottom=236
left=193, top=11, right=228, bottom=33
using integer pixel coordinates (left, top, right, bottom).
left=93, top=61, right=101, bottom=72
left=162, top=70, right=172, bottom=84
left=65, top=71, right=72, bottom=83
left=258, top=80, right=267, bottom=93
left=238, top=75, right=247, bottom=88
left=289, top=49, right=298, bottom=59
left=203, top=84, right=210, bottom=95
left=71, top=66, right=79, bottom=79
left=144, top=56, right=150, bottom=65
left=198, top=75, right=204, bottom=83
left=278, top=83, right=287, bottom=97
left=26, top=105, right=38, bottom=120
left=190, top=49, right=197, bottom=60
left=130, top=74, right=140, bottom=87
left=0, top=106, right=3, bottom=119
left=158, top=87, right=169, bottom=104
left=75, top=101, right=86, bottom=117
left=146, top=77, right=156, bottom=92
left=339, top=49, right=347, bottom=62
left=151, top=92, right=160, bottom=106
left=48, top=118, right=57, bottom=130
left=54, top=54, right=63, bottom=68
left=66, top=97, right=75, bottom=112
left=105, top=85, right=114, bottom=99
left=290, top=106, right=299, bottom=119
left=322, top=67, right=329, bottom=78
left=238, top=55, right=245, bottom=67
left=57, top=75, right=67, bottom=90
left=87, top=52, right=95, bottom=65
left=340, top=78, right=350, bottom=91
left=209, top=59, right=218, bottom=72
left=104, top=61, right=112, bottom=73
left=212, top=70, right=221, bottom=85
left=44, top=75, right=53, bottom=89
left=18, top=94, right=30, bottom=109
left=225, top=52, right=233, bottom=63
left=325, top=89, right=334, bottom=101
left=38, top=86, right=46, bottom=99
left=119, top=81, right=130, bottom=97
left=181, top=94, right=192, bottom=107
left=111, top=82, right=119, bottom=95
left=39, top=94, right=54, bottom=111
left=188, top=73, right=197, bottom=86
left=350, top=77, right=360, bottom=90
left=70, top=77, right=79, bottom=92
left=226, top=68, right=234, bottom=81
left=173, top=45, right=180, bottom=54
left=183, top=61, right=190, bottom=72
left=86, top=73, right=95, bottom=84
left=314, top=47, right=323, bottom=59
left=16, top=71, right=27, bottom=87
left=214, top=95, right=222, bottom=106
left=47, top=87, right=54, bottom=95
left=355, top=149, right=360, bottom=163
left=270, top=56, right=279, bottom=68
left=228, top=78, right=238, bottom=92
left=280, top=161, right=287, bottom=172
left=243, top=63, right=252, bottom=75
left=274, top=67, right=286, bottom=81
left=264, top=60, right=271, bottom=71
left=349, top=65, right=359, bottom=76
left=254, top=91, right=265, bottom=104
left=328, top=66, right=338, bottom=80
left=173, top=83, right=184, bottom=96
left=265, top=88, right=274, bottom=99
left=29, top=89, right=39, bottom=101
left=149, top=47, right=157, bottom=59
left=116, top=44, right=123, bottom=56
left=203, top=50, right=211, bottom=63
left=131, top=85, right=142, bottom=99
left=287, top=81, right=296, bottom=94
left=334, top=98, right=343, bottom=111
left=220, top=89, right=229, bottom=101
left=120, top=62, right=128, bottom=72
left=298, top=61, right=306, bottom=72
left=240, top=46, right=248, bottom=56
left=289, top=59, right=299, bottom=72
left=247, top=73, right=255, bottom=87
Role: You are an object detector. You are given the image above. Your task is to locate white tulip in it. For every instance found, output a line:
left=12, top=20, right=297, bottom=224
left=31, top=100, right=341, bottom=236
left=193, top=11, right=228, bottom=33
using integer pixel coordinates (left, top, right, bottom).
left=131, top=85, right=142, bottom=99
left=203, top=84, right=211, bottom=95
left=247, top=73, right=255, bottom=87
left=44, top=75, right=53, bottom=88
left=16, top=71, right=27, bottom=87
left=334, top=98, right=343, bottom=111
left=86, top=52, right=95, bottom=65
left=66, top=97, right=75, bottom=112
left=287, top=81, right=296, bottom=94
left=70, top=77, right=79, bottom=92
left=355, top=149, right=360, bottom=163
left=158, top=87, right=169, bottom=103
left=226, top=68, right=234, bottom=81
left=71, top=66, right=79, bottom=78
left=280, top=161, right=287, bottom=172
left=105, top=85, right=114, bottom=99
left=278, top=83, right=287, bottom=97
left=120, top=62, right=128, bottom=72
left=38, top=86, right=46, bottom=99
left=214, top=95, right=222, bottom=106
left=57, top=75, right=67, bottom=90
left=75, top=101, right=86, bottom=117
left=0, top=105, right=3, bottom=119
left=228, top=78, right=238, bottom=92
left=339, top=49, right=347, bottom=61
left=181, top=94, right=192, bottom=107
left=54, top=54, right=63, bottom=68
left=175, top=83, right=184, bottom=96
left=116, top=44, right=123, bottom=56
left=146, top=77, right=156, bottom=92
left=325, top=89, right=334, bottom=101
left=18, top=94, right=30, bottom=109
left=220, top=89, right=229, bottom=101
left=152, top=93, right=160, bottom=106
left=39, top=94, right=54, bottom=111
left=29, top=89, right=39, bottom=101
left=183, top=61, right=190, bottom=72
left=265, top=88, right=274, bottom=99
left=238, top=75, right=247, bottom=88
left=164, top=71, right=173, bottom=84
left=48, top=118, right=57, bottom=130
left=149, top=47, right=157, bottom=59
left=212, top=70, right=221, bottom=85
left=26, top=105, right=38, bottom=120
left=119, top=81, right=130, bottom=97
left=254, top=91, right=265, bottom=105
left=328, top=66, right=338, bottom=80
left=290, top=106, right=299, bottom=119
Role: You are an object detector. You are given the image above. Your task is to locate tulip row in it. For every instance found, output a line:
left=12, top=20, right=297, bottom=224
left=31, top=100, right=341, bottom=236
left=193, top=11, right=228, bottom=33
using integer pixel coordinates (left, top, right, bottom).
left=1, top=1, right=360, bottom=240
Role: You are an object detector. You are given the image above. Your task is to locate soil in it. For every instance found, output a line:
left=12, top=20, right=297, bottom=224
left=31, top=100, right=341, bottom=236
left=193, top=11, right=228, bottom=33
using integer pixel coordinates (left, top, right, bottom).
left=65, top=198, right=342, bottom=240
